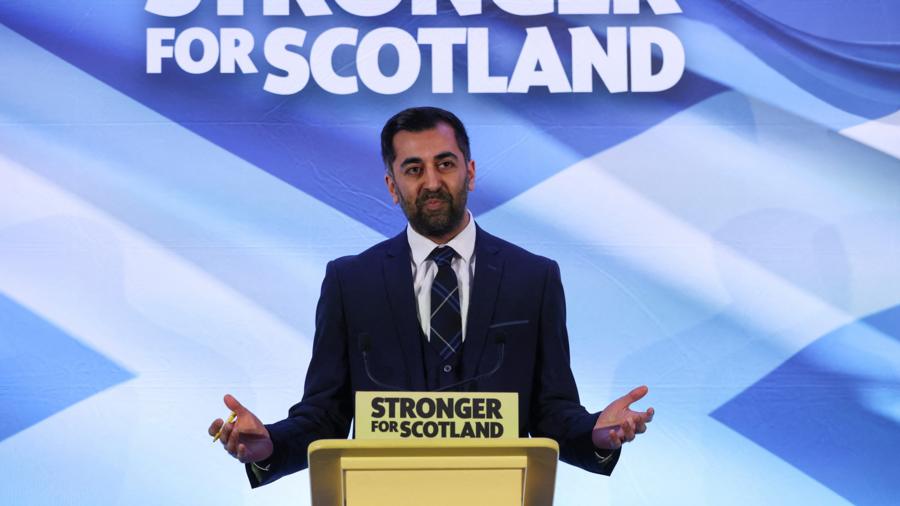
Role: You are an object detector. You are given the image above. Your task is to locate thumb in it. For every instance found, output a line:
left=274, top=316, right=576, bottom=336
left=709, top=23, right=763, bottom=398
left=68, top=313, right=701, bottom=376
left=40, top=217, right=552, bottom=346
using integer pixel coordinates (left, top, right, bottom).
left=624, top=385, right=648, bottom=404
left=224, top=394, right=249, bottom=415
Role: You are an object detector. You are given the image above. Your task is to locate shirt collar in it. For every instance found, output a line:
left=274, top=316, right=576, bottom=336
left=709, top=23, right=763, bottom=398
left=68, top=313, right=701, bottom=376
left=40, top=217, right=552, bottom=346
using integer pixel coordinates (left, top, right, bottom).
left=407, top=210, right=476, bottom=267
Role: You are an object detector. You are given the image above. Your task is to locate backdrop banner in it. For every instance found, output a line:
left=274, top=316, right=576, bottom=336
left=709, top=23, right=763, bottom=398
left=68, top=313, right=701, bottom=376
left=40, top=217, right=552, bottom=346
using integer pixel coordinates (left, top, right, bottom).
left=1, top=1, right=899, bottom=505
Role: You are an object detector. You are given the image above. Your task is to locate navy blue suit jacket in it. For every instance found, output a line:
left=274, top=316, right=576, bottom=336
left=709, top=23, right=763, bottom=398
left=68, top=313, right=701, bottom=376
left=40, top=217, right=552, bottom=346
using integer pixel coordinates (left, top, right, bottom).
left=248, top=225, right=619, bottom=486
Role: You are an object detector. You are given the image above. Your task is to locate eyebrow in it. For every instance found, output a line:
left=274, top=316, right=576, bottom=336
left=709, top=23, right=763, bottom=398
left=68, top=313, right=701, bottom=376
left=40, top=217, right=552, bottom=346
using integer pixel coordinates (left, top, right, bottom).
left=400, top=156, right=423, bottom=167
left=399, top=152, right=459, bottom=167
left=435, top=151, right=459, bottom=161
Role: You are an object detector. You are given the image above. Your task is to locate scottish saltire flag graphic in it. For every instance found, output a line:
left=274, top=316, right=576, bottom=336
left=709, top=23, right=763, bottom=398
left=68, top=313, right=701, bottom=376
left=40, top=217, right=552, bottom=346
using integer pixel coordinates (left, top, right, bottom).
left=2, top=1, right=899, bottom=505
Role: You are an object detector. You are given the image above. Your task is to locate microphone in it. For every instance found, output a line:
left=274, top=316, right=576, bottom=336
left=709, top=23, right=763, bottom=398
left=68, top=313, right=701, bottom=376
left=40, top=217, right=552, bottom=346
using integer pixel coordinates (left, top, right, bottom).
left=435, top=332, right=507, bottom=392
left=358, top=332, right=405, bottom=391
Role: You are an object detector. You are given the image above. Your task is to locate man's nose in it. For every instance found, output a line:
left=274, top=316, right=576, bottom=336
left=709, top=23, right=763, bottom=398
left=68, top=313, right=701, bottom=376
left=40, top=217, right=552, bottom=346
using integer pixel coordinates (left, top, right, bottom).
left=422, top=166, right=441, bottom=190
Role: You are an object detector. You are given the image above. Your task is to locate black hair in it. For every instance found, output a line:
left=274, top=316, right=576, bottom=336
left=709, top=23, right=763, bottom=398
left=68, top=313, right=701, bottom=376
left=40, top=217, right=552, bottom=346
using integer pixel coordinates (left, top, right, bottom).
left=380, top=106, right=471, bottom=171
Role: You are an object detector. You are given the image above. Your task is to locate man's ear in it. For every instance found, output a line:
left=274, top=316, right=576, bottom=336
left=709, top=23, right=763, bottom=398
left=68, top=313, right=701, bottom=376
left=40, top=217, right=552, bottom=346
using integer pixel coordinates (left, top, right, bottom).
left=385, top=171, right=399, bottom=204
left=467, top=159, right=476, bottom=191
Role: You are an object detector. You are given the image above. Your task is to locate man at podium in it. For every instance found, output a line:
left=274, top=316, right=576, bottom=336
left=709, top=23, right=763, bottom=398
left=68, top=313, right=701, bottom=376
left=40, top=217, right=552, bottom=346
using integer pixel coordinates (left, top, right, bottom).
left=208, top=107, right=654, bottom=487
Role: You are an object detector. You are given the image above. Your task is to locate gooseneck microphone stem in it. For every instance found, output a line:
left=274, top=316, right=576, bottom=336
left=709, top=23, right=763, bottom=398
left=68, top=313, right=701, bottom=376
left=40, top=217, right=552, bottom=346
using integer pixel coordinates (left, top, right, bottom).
left=359, top=332, right=405, bottom=391
left=362, top=350, right=406, bottom=391
left=436, top=333, right=506, bottom=392
left=358, top=332, right=507, bottom=392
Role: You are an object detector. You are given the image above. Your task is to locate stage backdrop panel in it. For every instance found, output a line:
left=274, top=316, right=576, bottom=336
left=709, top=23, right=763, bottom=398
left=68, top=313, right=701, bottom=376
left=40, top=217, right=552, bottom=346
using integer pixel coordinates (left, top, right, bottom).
left=2, top=1, right=899, bottom=505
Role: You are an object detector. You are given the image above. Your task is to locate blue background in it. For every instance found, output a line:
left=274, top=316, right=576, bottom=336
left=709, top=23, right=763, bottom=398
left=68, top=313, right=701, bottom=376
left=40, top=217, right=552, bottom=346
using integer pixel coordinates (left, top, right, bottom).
left=1, top=1, right=899, bottom=504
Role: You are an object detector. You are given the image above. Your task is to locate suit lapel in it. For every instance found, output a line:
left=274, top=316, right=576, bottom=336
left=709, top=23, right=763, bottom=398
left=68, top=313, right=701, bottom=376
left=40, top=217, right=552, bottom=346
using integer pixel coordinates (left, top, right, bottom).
left=462, top=225, right=504, bottom=376
left=382, top=232, right=427, bottom=390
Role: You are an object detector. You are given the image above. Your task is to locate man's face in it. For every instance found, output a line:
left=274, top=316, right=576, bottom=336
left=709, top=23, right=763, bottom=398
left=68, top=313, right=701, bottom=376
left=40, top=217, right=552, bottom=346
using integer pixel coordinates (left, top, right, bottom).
left=385, top=123, right=476, bottom=240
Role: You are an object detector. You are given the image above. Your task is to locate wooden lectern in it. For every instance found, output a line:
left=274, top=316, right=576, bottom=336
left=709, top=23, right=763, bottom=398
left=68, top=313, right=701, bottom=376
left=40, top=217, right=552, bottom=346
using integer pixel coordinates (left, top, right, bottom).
left=308, top=438, right=559, bottom=506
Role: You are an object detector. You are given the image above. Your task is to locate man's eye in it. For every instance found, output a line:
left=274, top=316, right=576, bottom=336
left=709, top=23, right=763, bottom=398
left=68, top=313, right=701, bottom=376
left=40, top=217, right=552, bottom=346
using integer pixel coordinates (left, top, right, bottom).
left=438, top=161, right=455, bottom=169
left=405, top=166, right=421, bottom=175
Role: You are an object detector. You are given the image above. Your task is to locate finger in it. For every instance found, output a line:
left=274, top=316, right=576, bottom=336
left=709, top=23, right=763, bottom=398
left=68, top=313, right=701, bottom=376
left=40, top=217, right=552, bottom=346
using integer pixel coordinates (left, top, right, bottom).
left=208, top=418, right=224, bottom=437
left=224, top=394, right=248, bottom=416
left=606, top=386, right=649, bottom=412
left=237, top=443, right=247, bottom=463
left=635, top=419, right=647, bottom=434
left=623, top=418, right=636, bottom=442
left=646, top=407, right=655, bottom=422
left=625, top=385, right=649, bottom=404
left=219, top=421, right=234, bottom=447
left=609, top=429, right=622, bottom=449
left=594, top=419, right=622, bottom=431
left=227, top=426, right=240, bottom=457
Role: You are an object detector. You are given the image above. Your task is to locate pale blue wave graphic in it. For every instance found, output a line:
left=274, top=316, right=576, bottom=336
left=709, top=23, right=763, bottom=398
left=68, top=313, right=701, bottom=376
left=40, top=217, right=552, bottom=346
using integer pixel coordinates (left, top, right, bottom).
left=714, top=304, right=900, bottom=505
left=480, top=91, right=900, bottom=505
left=0, top=293, right=133, bottom=441
left=679, top=0, right=900, bottom=119
left=0, top=23, right=383, bottom=335
left=1, top=25, right=374, bottom=506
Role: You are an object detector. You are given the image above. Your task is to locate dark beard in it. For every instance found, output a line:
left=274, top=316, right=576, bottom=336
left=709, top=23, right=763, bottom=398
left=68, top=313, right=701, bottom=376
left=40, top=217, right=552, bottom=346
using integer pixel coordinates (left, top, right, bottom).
left=399, top=183, right=468, bottom=239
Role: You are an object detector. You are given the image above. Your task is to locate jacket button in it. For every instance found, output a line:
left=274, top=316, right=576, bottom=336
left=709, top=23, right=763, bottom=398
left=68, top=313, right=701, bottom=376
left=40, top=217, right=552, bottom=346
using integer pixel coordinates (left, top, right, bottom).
left=443, top=364, right=453, bottom=373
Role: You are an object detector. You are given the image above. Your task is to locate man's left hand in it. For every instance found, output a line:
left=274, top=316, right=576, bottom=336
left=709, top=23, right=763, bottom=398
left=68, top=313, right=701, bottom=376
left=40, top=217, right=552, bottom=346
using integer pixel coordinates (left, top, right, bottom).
left=592, top=385, right=654, bottom=450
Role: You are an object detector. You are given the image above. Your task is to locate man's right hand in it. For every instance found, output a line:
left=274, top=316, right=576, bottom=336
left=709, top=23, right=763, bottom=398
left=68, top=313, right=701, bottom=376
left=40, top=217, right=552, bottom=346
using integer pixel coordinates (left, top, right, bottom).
left=208, top=394, right=274, bottom=464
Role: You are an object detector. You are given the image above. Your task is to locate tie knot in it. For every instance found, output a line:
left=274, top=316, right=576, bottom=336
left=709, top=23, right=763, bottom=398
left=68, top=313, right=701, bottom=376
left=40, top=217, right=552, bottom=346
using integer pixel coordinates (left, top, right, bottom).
left=428, top=246, right=457, bottom=267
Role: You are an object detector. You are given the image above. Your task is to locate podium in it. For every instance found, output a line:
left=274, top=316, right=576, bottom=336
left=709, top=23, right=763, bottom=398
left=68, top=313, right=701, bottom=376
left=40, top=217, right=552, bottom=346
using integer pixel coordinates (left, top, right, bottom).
left=308, top=438, right=559, bottom=506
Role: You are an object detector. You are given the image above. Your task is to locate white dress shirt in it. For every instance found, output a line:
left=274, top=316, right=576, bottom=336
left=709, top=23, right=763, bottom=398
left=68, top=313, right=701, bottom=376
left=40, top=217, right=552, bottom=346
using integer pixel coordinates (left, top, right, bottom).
left=407, top=211, right=477, bottom=342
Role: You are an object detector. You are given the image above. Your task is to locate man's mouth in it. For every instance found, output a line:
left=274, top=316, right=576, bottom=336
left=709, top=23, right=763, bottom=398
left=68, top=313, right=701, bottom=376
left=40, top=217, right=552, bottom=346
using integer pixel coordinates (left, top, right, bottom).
left=423, top=198, right=446, bottom=209
left=419, top=193, right=450, bottom=211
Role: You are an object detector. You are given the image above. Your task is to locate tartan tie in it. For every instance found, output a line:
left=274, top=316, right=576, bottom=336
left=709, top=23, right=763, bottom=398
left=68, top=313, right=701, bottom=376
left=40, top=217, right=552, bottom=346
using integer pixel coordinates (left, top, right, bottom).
left=427, top=246, right=461, bottom=360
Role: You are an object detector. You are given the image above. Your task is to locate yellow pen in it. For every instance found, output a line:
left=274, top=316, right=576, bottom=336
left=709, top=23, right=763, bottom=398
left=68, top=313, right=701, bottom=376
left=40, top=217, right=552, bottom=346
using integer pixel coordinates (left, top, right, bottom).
left=212, top=412, right=236, bottom=443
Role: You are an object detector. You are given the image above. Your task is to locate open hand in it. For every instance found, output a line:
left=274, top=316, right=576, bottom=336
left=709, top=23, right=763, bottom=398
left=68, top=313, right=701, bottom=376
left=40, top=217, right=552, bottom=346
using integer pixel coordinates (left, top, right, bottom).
left=208, top=394, right=274, bottom=464
left=591, top=385, right=654, bottom=450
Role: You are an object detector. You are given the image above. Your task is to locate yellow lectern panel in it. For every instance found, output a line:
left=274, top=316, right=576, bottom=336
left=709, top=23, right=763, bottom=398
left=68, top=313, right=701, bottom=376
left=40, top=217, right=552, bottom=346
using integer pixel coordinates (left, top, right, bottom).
left=345, top=467, right=523, bottom=506
left=308, top=438, right=559, bottom=506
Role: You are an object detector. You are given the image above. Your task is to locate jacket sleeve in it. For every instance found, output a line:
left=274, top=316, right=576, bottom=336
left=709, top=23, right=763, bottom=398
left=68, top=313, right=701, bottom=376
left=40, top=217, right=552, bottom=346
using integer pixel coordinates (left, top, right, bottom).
left=529, top=260, right=620, bottom=475
left=246, top=260, right=354, bottom=487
